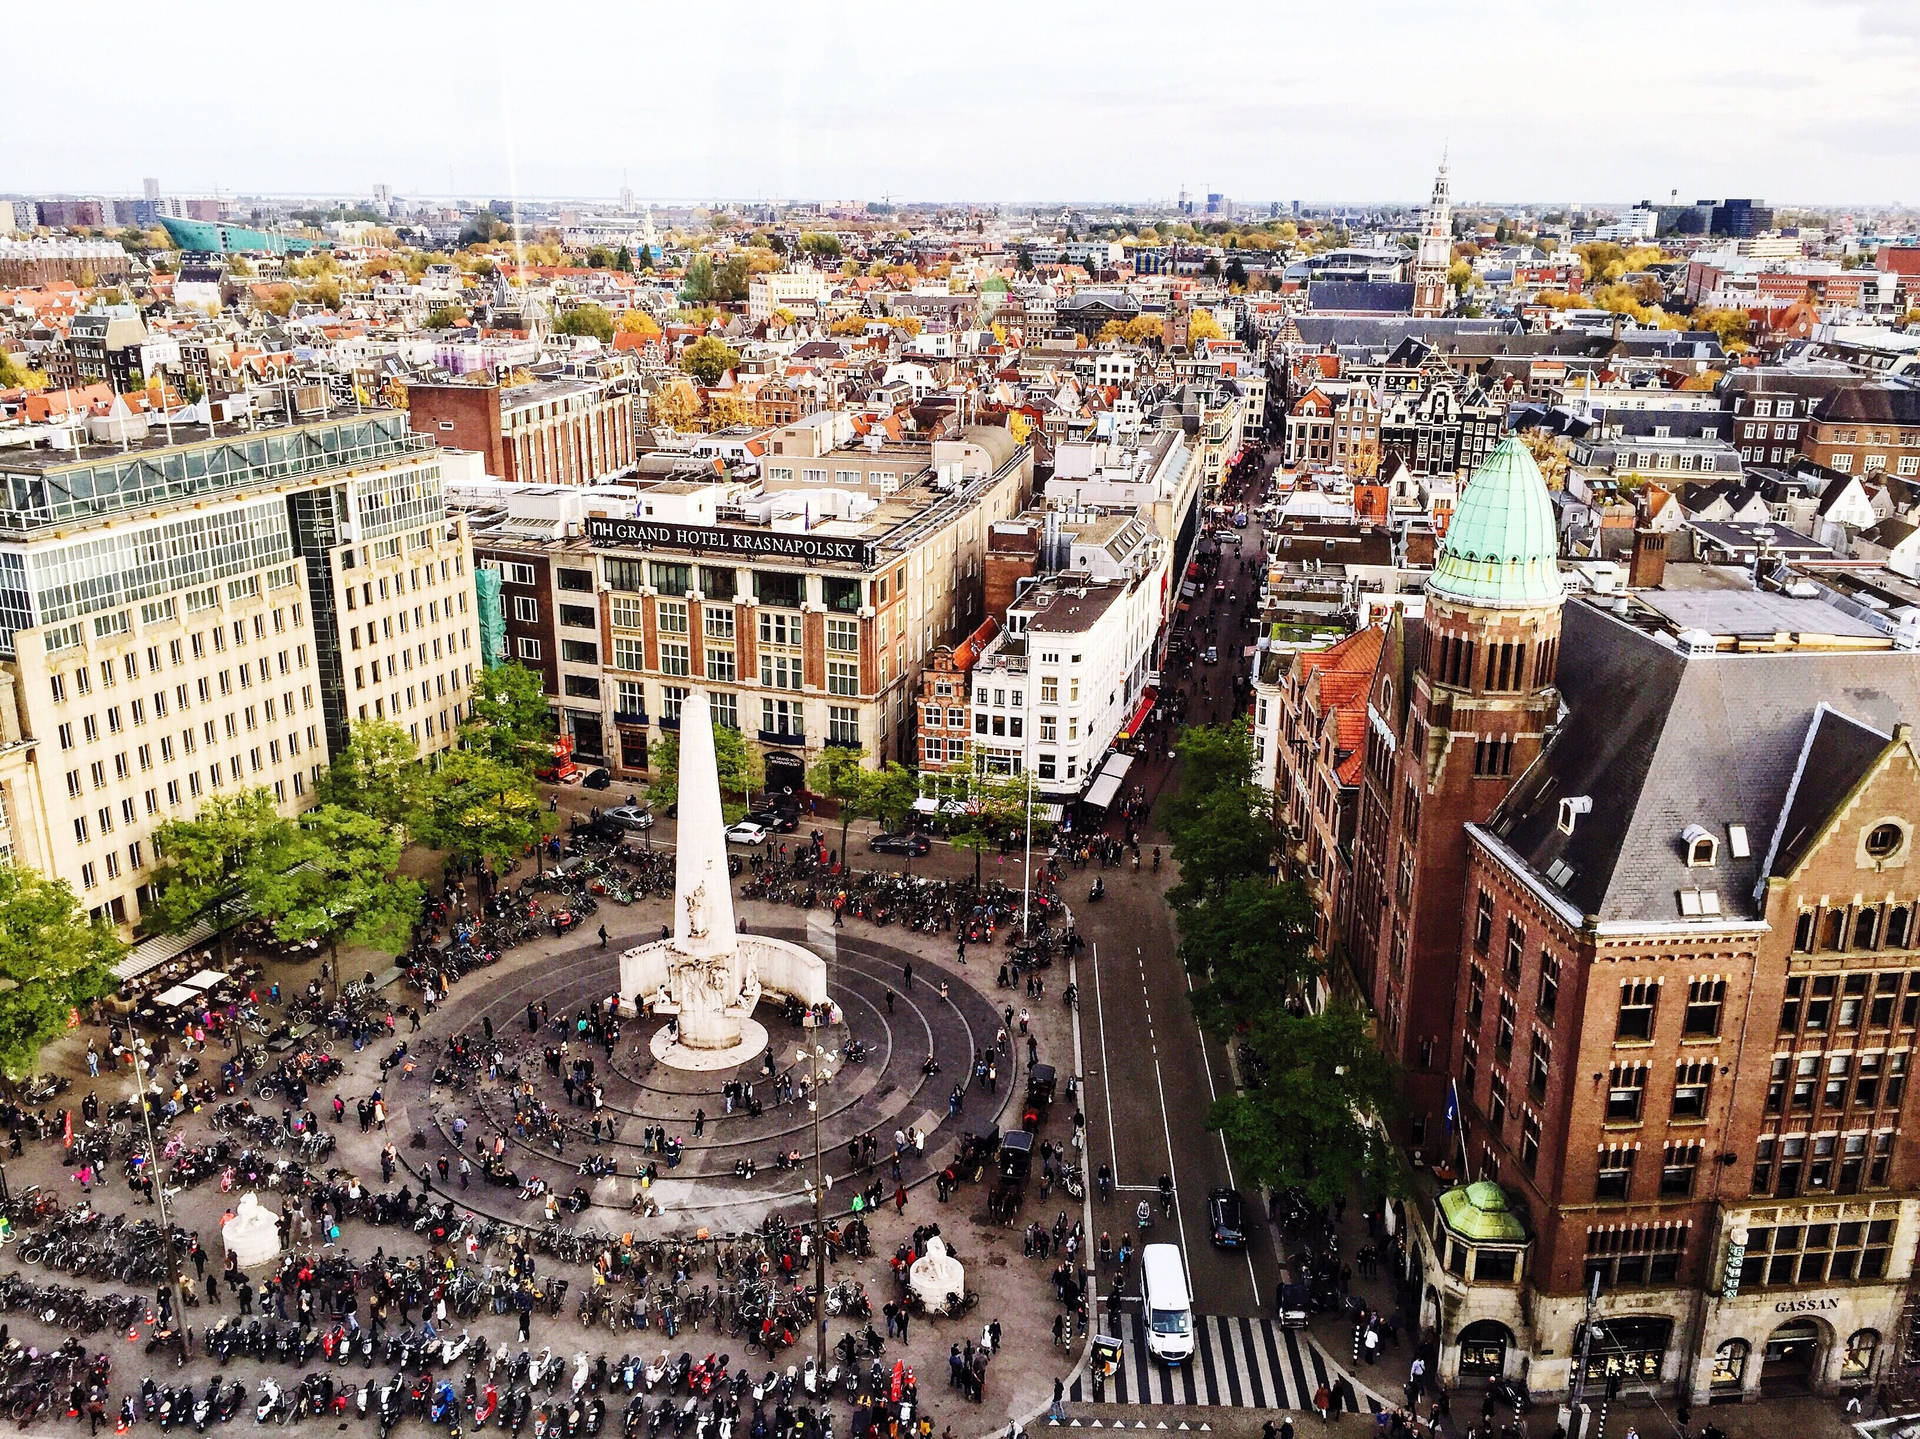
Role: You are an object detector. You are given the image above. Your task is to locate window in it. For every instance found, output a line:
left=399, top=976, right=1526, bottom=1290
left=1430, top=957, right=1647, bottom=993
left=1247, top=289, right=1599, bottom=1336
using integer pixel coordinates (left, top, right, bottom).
left=1504, top=918, right=1524, bottom=986
left=563, top=675, right=601, bottom=700
left=710, top=692, right=738, bottom=731
left=1487, top=1071, right=1509, bottom=1136
left=610, top=595, right=643, bottom=631
left=1537, top=954, right=1560, bottom=1023
left=1467, top=965, right=1485, bottom=1024
left=758, top=612, right=801, bottom=648
left=1740, top=1218, right=1895, bottom=1288
left=649, top=562, right=693, bottom=595
left=825, top=618, right=859, bottom=653
left=1607, top=1063, right=1648, bottom=1122
left=760, top=697, right=802, bottom=739
left=823, top=577, right=862, bottom=613
left=1672, top=1060, right=1712, bottom=1120
left=498, top=561, right=536, bottom=587
left=660, top=642, right=690, bottom=678
left=512, top=596, right=540, bottom=623
left=706, top=649, right=736, bottom=684
left=1661, top=1142, right=1701, bottom=1197
left=827, top=660, right=859, bottom=697
left=760, top=653, right=802, bottom=690
left=661, top=687, right=688, bottom=723
left=555, top=567, right=592, bottom=593
left=1495, top=994, right=1516, bottom=1062
left=1684, top=977, right=1725, bottom=1038
left=1867, top=823, right=1904, bottom=859
left=1617, top=980, right=1657, bottom=1041
left=613, top=637, right=644, bottom=672
left=1585, top=1225, right=1685, bottom=1290
left=1594, top=1146, right=1636, bottom=1201
left=1806, top=974, right=1837, bottom=1030
left=1528, top=1033, right=1551, bottom=1102
left=1781, top=975, right=1805, bottom=1030
left=516, top=637, right=541, bottom=660
left=561, top=640, right=599, bottom=665
left=754, top=571, right=804, bottom=608
left=656, top=600, right=689, bottom=636
left=828, top=706, right=858, bottom=746
left=1473, top=890, right=1493, bottom=952
left=699, top=566, right=737, bottom=600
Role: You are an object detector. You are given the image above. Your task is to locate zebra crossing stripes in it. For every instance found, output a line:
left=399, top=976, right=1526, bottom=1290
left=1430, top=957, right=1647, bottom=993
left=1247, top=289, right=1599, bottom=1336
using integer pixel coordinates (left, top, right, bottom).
left=1067, top=1312, right=1387, bottom=1412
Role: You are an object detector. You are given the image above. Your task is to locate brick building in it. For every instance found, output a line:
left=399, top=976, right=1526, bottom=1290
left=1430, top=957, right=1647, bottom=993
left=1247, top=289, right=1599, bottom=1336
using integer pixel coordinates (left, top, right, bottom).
left=916, top=616, right=998, bottom=778
left=407, top=376, right=637, bottom=487
left=1353, top=435, right=1920, bottom=1406
left=1804, top=387, right=1920, bottom=480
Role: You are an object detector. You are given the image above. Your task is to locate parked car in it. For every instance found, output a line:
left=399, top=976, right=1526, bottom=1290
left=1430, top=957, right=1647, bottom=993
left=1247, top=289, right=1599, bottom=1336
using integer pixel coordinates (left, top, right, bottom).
left=604, top=804, right=654, bottom=831
left=582, top=767, right=612, bottom=791
left=745, top=807, right=800, bottom=833
left=1203, top=646, right=1219, bottom=664
left=870, top=832, right=932, bottom=857
left=1207, top=1188, right=1246, bottom=1248
left=724, top=821, right=769, bottom=846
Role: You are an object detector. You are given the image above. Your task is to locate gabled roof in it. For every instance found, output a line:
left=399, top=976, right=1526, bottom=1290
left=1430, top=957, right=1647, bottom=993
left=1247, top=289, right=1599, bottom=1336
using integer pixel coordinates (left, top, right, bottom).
left=1764, top=705, right=1890, bottom=879
left=1292, top=626, right=1387, bottom=789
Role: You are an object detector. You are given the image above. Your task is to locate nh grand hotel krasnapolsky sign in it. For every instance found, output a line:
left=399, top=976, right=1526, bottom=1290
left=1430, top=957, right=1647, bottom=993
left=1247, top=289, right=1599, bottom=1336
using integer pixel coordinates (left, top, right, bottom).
left=587, top=517, right=877, bottom=569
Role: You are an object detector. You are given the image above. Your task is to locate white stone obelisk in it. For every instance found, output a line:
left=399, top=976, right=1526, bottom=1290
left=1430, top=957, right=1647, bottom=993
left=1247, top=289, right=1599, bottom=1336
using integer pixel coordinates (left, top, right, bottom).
left=666, top=689, right=743, bottom=1049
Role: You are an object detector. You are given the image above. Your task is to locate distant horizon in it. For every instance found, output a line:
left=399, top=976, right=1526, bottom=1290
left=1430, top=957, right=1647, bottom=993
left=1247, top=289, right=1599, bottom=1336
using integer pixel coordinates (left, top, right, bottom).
left=10, top=189, right=1915, bottom=219
left=11, top=0, right=1915, bottom=208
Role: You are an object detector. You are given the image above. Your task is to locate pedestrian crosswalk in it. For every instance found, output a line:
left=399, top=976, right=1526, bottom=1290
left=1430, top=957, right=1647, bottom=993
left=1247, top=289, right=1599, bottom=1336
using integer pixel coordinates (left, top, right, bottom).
left=1066, top=1312, right=1386, bottom=1412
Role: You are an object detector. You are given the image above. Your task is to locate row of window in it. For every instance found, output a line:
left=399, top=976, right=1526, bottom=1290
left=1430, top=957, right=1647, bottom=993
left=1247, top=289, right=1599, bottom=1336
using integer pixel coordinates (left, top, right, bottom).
left=601, top=562, right=873, bottom=613
left=1793, top=902, right=1916, bottom=955
left=63, top=692, right=315, bottom=797
left=1752, top=1132, right=1896, bottom=1197
left=611, top=684, right=860, bottom=747
left=1780, top=970, right=1920, bottom=1034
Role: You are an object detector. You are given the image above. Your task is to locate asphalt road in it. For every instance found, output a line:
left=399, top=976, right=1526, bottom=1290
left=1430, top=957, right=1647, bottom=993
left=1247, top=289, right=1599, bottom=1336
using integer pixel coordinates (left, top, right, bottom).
left=1075, top=446, right=1288, bottom=1321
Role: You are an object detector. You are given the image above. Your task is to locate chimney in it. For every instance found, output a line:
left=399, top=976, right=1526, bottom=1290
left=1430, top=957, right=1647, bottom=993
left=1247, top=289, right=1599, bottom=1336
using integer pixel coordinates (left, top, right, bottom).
left=1630, top=526, right=1668, bottom=589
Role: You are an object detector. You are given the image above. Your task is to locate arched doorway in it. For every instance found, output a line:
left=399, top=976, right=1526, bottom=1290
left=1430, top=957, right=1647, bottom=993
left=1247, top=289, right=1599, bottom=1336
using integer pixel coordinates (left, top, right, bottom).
left=1459, top=1320, right=1514, bottom=1378
left=1710, top=1339, right=1749, bottom=1397
left=763, top=749, right=805, bottom=800
left=1762, top=1319, right=1828, bottom=1394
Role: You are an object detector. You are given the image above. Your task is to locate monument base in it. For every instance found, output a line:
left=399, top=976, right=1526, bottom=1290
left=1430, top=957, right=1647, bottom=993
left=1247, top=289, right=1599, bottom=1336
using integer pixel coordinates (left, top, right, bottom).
left=650, top=1016, right=769, bottom=1072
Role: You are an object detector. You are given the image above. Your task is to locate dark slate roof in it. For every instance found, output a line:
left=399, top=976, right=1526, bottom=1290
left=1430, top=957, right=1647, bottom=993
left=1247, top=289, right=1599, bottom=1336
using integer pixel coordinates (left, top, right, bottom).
left=1481, top=598, right=1920, bottom=923
left=1289, top=317, right=1519, bottom=349
left=1817, top=384, right=1920, bottom=425
left=1306, top=281, right=1415, bottom=314
left=1766, top=705, right=1889, bottom=877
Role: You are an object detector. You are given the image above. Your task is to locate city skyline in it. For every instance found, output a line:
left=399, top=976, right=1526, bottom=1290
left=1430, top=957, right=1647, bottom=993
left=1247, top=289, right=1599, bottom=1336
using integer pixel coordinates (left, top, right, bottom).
left=14, top=0, right=1917, bottom=207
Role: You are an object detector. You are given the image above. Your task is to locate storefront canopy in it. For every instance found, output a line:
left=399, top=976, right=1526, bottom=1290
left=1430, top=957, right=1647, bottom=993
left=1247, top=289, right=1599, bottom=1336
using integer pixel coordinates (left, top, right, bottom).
left=1081, top=752, right=1135, bottom=811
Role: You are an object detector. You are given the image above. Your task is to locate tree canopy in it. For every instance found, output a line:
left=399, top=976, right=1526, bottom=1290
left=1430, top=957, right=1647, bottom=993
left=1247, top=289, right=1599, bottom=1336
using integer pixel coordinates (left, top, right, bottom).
left=806, top=746, right=873, bottom=859
left=148, top=788, right=292, bottom=938
left=680, top=336, right=742, bottom=386
left=463, top=662, right=554, bottom=768
left=1162, top=718, right=1407, bottom=1202
left=316, top=718, right=421, bottom=834
left=554, top=304, right=615, bottom=343
left=411, top=751, right=544, bottom=871
left=0, top=866, right=122, bottom=1078
left=649, top=723, right=766, bottom=811
left=250, top=805, right=420, bottom=976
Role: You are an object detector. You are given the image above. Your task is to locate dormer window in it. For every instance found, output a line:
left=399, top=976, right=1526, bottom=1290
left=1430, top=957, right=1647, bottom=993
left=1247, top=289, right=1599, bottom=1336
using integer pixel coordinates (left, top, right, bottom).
left=1558, top=796, right=1591, bottom=835
left=1683, top=824, right=1717, bottom=867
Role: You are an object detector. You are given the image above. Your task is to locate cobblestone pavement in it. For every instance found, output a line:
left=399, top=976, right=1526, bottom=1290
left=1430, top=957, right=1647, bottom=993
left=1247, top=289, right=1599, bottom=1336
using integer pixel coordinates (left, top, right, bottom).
left=0, top=861, right=1091, bottom=1439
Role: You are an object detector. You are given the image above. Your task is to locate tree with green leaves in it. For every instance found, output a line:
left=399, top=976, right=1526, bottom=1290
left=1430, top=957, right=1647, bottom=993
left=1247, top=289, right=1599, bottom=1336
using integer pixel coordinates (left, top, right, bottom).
left=411, top=751, right=545, bottom=873
left=615, top=245, right=633, bottom=272
left=636, top=245, right=655, bottom=272
left=806, top=746, right=873, bottom=859
left=680, top=254, right=715, bottom=303
left=315, top=718, right=421, bottom=833
left=250, top=805, right=422, bottom=988
left=1207, top=1000, right=1406, bottom=1208
left=948, top=770, right=1034, bottom=886
left=463, top=662, right=554, bottom=769
left=147, top=788, right=294, bottom=944
left=863, top=762, right=923, bottom=866
left=680, top=336, right=742, bottom=386
left=423, top=304, right=468, bottom=330
left=554, top=304, right=615, bottom=343
left=0, top=865, right=122, bottom=1078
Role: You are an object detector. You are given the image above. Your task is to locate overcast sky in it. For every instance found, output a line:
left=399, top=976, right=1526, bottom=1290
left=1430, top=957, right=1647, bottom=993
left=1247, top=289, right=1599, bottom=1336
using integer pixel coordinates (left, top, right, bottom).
left=18, top=0, right=1916, bottom=208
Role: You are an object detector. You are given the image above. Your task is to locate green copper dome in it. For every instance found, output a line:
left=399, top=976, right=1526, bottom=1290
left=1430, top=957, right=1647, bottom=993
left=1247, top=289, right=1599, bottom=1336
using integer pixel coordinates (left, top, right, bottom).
left=1429, top=436, right=1563, bottom=609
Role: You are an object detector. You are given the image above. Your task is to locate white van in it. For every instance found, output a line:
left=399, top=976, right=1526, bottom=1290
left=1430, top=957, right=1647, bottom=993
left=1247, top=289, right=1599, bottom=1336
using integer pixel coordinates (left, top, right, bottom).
left=1140, top=1243, right=1193, bottom=1362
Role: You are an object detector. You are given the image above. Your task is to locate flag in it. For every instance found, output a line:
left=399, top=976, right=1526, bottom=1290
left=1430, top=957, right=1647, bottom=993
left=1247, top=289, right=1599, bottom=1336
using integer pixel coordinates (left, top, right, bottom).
left=1445, top=1079, right=1460, bottom=1137
left=62, top=1108, right=72, bottom=1148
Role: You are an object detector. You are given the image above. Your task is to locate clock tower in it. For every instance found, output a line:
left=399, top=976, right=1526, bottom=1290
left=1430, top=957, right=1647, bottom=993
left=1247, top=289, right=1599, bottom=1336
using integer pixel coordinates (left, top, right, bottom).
left=1411, top=160, right=1453, bottom=318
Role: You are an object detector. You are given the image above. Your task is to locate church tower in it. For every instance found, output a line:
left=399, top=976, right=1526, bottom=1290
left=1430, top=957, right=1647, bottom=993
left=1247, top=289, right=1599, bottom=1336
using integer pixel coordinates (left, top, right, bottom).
left=1411, top=160, right=1453, bottom=318
left=1365, top=436, right=1564, bottom=1144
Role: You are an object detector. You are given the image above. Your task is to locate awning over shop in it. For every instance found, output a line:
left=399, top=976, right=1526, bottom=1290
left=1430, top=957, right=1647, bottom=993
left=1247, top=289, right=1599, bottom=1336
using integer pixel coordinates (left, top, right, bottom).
left=1081, top=752, right=1136, bottom=811
left=116, top=918, right=216, bottom=982
left=1119, top=688, right=1159, bottom=741
left=1032, top=803, right=1065, bottom=823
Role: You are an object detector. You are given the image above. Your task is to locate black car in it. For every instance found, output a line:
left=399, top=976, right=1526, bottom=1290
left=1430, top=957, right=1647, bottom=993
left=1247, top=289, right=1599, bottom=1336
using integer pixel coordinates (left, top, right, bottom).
left=746, top=807, right=800, bottom=833
left=870, top=832, right=931, bottom=857
left=1207, top=1187, right=1246, bottom=1248
left=581, top=767, right=612, bottom=791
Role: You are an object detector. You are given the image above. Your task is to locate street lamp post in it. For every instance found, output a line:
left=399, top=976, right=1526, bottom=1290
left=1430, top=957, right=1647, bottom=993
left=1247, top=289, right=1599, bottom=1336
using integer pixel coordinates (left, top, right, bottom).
left=1020, top=686, right=1035, bottom=939
left=796, top=1044, right=835, bottom=1375
left=132, top=1043, right=192, bottom=1360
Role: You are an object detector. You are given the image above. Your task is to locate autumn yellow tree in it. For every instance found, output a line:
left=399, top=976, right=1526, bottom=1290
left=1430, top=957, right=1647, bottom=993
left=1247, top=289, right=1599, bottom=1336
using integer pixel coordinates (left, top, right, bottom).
left=647, top=381, right=701, bottom=431
left=1095, top=320, right=1126, bottom=344
left=1520, top=430, right=1570, bottom=492
left=1123, top=315, right=1163, bottom=345
left=702, top=393, right=753, bottom=431
left=1186, top=311, right=1225, bottom=346
left=616, top=309, right=662, bottom=336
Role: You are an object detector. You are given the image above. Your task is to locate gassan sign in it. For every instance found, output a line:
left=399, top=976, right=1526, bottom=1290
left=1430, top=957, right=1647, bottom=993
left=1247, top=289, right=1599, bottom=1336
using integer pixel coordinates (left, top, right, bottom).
left=588, top=517, right=875, bottom=568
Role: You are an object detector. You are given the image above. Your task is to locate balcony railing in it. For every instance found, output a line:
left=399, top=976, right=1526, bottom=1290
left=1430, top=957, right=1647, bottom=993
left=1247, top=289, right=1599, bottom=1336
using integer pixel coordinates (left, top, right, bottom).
left=612, top=710, right=649, bottom=727
left=758, top=728, right=805, bottom=747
